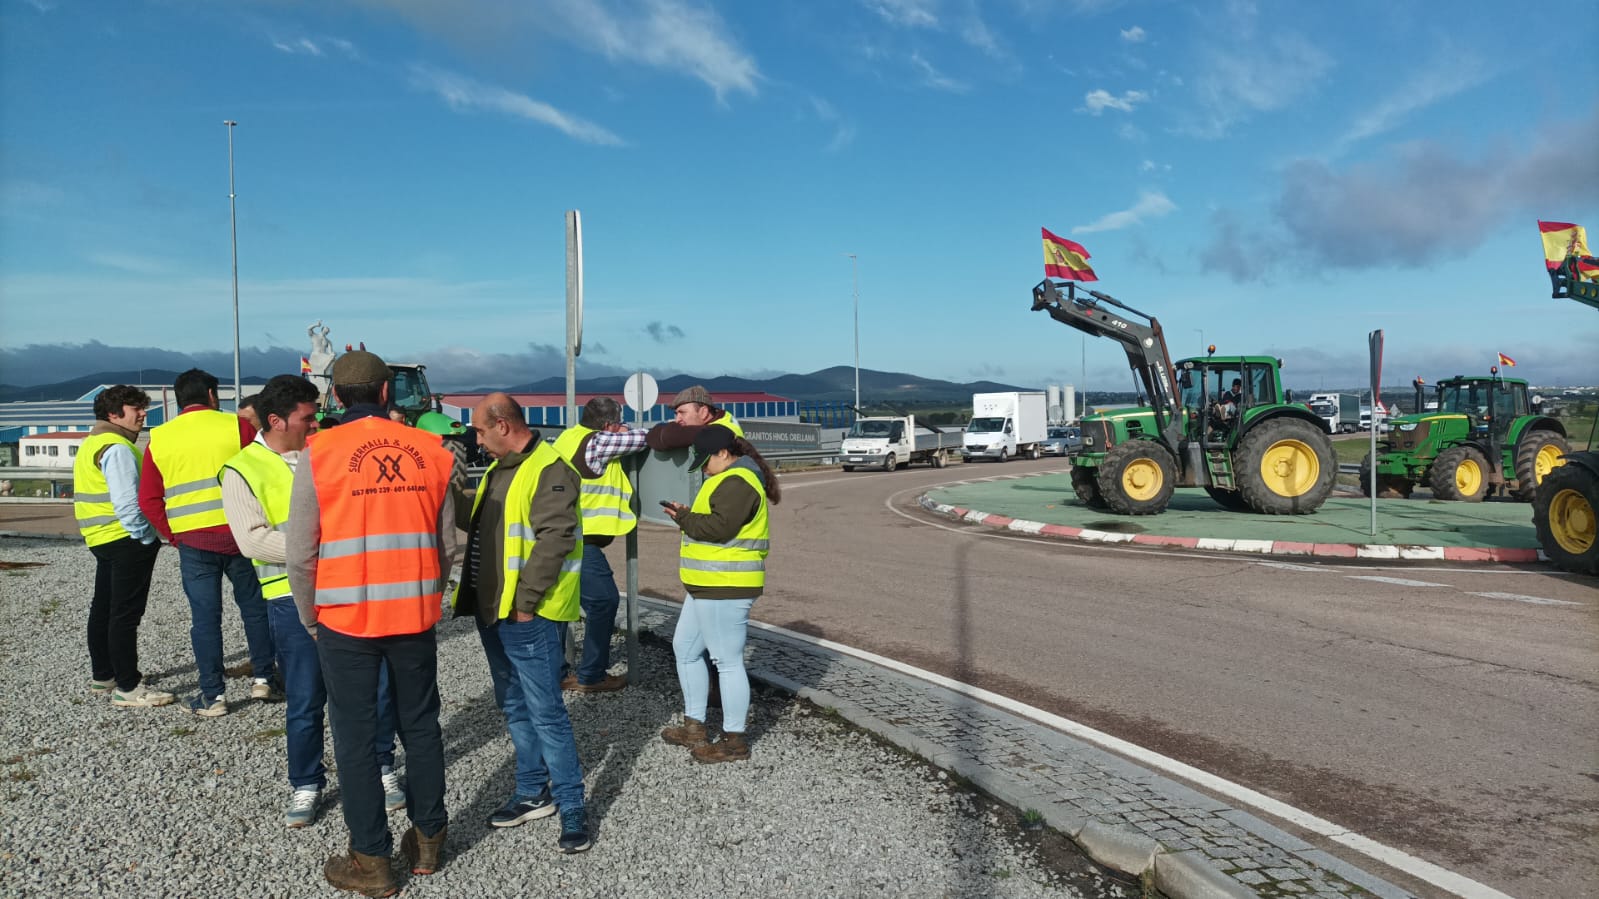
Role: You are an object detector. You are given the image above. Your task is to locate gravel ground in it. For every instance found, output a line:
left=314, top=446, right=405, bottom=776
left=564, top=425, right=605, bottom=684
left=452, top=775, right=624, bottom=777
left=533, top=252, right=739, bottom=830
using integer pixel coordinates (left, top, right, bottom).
left=0, top=538, right=1134, bottom=898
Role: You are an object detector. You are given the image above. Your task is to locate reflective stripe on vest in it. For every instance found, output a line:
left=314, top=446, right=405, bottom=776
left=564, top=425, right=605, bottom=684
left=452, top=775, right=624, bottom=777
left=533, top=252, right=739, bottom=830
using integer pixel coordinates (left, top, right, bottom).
left=453, top=442, right=583, bottom=621
left=678, top=465, right=768, bottom=590
left=220, top=442, right=295, bottom=600
left=551, top=425, right=637, bottom=537
left=146, top=409, right=239, bottom=533
left=74, top=432, right=135, bottom=547
left=307, top=418, right=454, bottom=637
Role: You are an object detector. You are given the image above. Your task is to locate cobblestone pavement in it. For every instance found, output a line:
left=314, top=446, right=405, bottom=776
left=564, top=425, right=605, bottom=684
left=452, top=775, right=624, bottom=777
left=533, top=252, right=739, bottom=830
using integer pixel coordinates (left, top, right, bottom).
left=632, top=599, right=1418, bottom=899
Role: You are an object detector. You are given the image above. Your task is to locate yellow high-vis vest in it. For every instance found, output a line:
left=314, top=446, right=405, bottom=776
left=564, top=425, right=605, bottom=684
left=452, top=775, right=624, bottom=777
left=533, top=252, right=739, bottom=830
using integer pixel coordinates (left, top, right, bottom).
left=219, top=442, right=295, bottom=600
left=717, top=414, right=744, bottom=438
left=551, top=425, right=638, bottom=538
left=453, top=441, right=583, bottom=621
left=679, top=465, right=769, bottom=590
left=73, top=432, right=136, bottom=547
left=146, top=409, right=239, bottom=533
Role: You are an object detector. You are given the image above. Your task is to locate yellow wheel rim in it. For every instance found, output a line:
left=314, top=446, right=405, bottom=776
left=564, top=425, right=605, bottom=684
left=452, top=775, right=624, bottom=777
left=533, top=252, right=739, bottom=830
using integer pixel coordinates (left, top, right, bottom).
left=1120, top=458, right=1164, bottom=501
left=1259, top=439, right=1319, bottom=497
left=1454, top=458, right=1483, bottom=495
left=1534, top=444, right=1566, bottom=481
left=1549, top=488, right=1596, bottom=555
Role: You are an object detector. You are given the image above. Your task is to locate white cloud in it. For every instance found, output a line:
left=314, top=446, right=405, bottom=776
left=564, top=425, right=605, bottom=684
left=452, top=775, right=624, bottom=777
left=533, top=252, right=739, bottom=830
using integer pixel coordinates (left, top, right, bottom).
left=909, top=52, right=969, bottom=93
left=86, top=252, right=174, bottom=276
left=268, top=34, right=361, bottom=59
left=1184, top=33, right=1332, bottom=137
left=1082, top=88, right=1148, bottom=115
left=1336, top=51, right=1495, bottom=151
left=1073, top=191, right=1177, bottom=234
left=408, top=65, right=625, bottom=146
left=866, top=0, right=940, bottom=28
left=1120, top=26, right=1145, bottom=43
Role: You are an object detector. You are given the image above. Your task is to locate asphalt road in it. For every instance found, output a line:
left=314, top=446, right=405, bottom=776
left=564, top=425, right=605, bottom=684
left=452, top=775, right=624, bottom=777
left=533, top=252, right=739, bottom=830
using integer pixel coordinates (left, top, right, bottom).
left=624, top=458, right=1599, bottom=899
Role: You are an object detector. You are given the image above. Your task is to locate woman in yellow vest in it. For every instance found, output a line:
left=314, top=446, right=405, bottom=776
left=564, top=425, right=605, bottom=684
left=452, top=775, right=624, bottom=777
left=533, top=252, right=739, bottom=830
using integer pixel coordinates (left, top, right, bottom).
left=660, top=425, right=780, bottom=763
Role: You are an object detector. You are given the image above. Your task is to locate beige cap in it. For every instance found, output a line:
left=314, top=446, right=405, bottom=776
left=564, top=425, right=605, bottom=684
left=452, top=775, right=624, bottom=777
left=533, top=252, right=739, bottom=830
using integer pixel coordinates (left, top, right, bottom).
left=671, top=385, right=714, bottom=408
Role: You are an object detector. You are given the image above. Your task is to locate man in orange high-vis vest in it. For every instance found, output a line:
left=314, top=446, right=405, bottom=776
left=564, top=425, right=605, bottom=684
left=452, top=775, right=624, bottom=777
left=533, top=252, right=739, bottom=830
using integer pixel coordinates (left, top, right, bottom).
left=139, top=367, right=277, bottom=718
left=285, top=350, right=457, bottom=897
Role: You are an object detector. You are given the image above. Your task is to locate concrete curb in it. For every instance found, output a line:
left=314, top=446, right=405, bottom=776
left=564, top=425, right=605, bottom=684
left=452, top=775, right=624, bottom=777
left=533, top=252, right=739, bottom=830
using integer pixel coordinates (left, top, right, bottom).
left=918, top=494, right=1547, bottom=565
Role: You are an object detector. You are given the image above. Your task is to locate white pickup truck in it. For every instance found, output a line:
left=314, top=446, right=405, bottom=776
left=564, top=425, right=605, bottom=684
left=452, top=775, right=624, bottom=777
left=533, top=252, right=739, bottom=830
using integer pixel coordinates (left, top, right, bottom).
left=840, top=415, right=962, bottom=471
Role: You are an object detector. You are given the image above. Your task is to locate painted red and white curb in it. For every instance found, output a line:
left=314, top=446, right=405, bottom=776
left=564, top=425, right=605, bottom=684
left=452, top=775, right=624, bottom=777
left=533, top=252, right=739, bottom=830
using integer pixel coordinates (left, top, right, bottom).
left=917, top=495, right=1546, bottom=564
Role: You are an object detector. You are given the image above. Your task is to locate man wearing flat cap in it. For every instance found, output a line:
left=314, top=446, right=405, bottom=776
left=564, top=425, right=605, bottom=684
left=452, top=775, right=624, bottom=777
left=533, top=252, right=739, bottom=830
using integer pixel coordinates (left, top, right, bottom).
left=286, top=350, right=457, bottom=895
left=644, top=385, right=743, bottom=452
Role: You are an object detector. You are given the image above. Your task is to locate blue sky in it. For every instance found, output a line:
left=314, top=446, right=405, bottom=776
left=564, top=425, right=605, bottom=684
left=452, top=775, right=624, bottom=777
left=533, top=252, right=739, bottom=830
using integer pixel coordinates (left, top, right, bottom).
left=2, top=0, right=1596, bottom=393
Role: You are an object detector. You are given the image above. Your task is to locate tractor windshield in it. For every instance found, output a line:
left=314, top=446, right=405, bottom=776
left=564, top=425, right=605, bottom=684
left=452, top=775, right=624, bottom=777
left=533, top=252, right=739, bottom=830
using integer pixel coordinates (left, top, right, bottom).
left=1437, top=381, right=1487, bottom=416
left=390, top=367, right=431, bottom=414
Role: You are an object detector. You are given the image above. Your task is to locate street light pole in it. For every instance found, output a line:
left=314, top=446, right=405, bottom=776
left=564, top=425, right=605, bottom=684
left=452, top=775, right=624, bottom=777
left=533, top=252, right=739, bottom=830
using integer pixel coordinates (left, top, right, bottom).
left=846, top=253, right=859, bottom=413
left=225, top=120, right=240, bottom=409
left=1194, top=328, right=1205, bottom=352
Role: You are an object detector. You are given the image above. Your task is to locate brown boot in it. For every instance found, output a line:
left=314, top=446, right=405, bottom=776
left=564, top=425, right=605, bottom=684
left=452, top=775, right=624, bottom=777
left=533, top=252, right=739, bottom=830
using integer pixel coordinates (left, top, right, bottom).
left=660, top=716, right=708, bottom=747
left=323, top=848, right=397, bottom=898
left=400, top=824, right=447, bottom=875
left=691, top=732, right=749, bottom=763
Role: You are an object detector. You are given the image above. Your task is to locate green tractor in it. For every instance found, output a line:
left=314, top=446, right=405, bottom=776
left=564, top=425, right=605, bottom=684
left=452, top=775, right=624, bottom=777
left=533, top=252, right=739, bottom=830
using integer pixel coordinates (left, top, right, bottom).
left=1358, top=374, right=1567, bottom=502
left=1032, top=280, right=1336, bottom=516
left=323, top=361, right=474, bottom=466
left=1534, top=252, right=1599, bottom=575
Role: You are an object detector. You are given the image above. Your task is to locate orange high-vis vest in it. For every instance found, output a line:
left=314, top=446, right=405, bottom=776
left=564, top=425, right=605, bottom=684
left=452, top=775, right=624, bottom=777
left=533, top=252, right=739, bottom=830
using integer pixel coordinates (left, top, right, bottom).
left=305, top=417, right=454, bottom=638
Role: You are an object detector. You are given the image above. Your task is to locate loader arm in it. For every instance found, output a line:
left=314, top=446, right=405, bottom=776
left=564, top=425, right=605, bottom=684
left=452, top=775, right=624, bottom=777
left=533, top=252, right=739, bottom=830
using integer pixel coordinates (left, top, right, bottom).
left=1550, top=253, right=1599, bottom=311
left=1030, top=279, right=1185, bottom=450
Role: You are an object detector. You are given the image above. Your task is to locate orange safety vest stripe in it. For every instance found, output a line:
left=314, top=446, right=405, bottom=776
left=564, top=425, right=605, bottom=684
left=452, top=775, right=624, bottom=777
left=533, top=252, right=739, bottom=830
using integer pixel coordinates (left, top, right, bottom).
left=306, top=417, right=453, bottom=638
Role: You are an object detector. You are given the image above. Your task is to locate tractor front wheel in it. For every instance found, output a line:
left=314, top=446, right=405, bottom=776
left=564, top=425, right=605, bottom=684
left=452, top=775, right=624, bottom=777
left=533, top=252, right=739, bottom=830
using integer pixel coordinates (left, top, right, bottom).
left=1071, top=465, right=1107, bottom=509
left=1358, top=453, right=1414, bottom=498
left=1533, top=459, right=1599, bottom=575
left=1513, top=430, right=1569, bottom=502
left=1430, top=446, right=1490, bottom=502
left=1096, top=441, right=1176, bottom=515
left=1236, top=418, right=1336, bottom=514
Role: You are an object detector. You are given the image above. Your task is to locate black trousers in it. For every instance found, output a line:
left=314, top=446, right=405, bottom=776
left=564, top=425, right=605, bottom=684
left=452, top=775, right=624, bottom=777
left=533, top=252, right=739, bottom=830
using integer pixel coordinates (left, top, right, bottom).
left=318, top=625, right=448, bottom=856
left=86, top=537, right=161, bottom=692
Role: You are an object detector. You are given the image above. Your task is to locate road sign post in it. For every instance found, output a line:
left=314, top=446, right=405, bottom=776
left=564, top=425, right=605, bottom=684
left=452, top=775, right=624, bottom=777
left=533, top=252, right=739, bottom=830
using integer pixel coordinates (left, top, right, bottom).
left=1368, top=329, right=1383, bottom=536
left=621, top=370, right=658, bottom=685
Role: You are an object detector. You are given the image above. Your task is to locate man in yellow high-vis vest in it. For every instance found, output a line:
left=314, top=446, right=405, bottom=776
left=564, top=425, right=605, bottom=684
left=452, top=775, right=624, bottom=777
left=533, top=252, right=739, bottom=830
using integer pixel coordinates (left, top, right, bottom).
left=550, top=397, right=649, bottom=693
left=74, top=385, right=172, bottom=708
left=140, top=368, right=277, bottom=718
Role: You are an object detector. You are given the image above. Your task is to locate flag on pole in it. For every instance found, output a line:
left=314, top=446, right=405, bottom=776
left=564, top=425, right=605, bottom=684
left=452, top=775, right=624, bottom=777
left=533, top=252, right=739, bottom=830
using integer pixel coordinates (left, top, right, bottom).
left=300, top=356, right=312, bottom=375
left=1538, top=220, right=1599, bottom=279
left=1497, top=352, right=1516, bottom=367
left=1042, top=228, right=1098, bottom=281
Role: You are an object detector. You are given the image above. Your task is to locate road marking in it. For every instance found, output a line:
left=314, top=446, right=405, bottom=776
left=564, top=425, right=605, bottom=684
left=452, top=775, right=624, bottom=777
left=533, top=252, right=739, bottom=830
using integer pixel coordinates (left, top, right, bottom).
left=1257, top=561, right=1323, bottom=572
left=649, top=596, right=1513, bottom=899
left=1466, top=591, right=1583, bottom=607
left=1345, top=575, right=1448, bottom=588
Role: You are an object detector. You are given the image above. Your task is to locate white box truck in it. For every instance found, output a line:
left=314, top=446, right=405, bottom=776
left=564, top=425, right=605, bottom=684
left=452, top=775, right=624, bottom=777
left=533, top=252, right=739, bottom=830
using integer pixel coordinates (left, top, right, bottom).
left=839, top=415, right=962, bottom=471
left=963, top=391, right=1048, bottom=462
left=1307, top=392, right=1361, bottom=433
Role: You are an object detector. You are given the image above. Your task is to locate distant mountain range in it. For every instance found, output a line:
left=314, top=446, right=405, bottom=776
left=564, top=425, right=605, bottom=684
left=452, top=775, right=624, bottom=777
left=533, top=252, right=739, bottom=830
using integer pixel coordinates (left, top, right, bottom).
left=0, top=365, right=1036, bottom=407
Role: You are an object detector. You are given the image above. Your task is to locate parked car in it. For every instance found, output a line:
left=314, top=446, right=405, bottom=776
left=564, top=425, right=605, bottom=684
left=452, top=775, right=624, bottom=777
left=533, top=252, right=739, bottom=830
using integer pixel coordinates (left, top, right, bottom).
left=1043, top=425, right=1082, bottom=456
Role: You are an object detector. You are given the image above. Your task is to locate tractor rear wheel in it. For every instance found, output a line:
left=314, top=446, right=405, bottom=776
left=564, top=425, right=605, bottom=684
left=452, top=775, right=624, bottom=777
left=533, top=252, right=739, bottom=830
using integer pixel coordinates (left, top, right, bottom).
left=1095, top=442, right=1175, bottom=515
left=1533, top=459, right=1599, bottom=575
left=1512, top=430, right=1569, bottom=502
left=1071, top=466, right=1107, bottom=509
left=1430, top=445, right=1490, bottom=501
left=1204, top=487, right=1251, bottom=511
left=1236, top=418, right=1336, bottom=514
left=445, top=438, right=471, bottom=496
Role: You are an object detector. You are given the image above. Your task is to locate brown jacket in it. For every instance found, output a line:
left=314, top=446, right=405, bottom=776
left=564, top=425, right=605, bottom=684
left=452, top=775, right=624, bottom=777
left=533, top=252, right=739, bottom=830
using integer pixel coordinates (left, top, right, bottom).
left=454, top=435, right=581, bottom=625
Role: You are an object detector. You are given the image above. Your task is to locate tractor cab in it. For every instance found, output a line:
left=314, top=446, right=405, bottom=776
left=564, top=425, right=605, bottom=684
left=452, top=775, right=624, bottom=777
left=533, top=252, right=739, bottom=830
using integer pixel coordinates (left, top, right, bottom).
left=1176, top=357, right=1282, bottom=439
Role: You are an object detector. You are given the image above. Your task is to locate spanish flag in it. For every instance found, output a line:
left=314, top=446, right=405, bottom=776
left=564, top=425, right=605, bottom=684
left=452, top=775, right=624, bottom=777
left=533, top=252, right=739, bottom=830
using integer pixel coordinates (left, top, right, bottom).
left=300, top=356, right=312, bottom=374
left=1497, top=352, right=1516, bottom=367
left=1539, top=221, right=1596, bottom=273
left=1042, top=228, right=1098, bottom=282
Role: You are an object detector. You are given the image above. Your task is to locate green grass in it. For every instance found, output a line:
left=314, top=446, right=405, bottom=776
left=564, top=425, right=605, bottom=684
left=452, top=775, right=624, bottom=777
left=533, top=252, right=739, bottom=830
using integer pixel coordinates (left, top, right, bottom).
left=1331, top=436, right=1375, bottom=465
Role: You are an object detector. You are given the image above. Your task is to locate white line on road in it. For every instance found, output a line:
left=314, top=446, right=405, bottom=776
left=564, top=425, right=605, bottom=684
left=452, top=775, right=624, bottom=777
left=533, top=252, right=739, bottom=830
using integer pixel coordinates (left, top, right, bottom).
left=703, top=603, right=1514, bottom=899
left=1466, top=591, right=1583, bottom=607
left=1345, top=575, right=1449, bottom=588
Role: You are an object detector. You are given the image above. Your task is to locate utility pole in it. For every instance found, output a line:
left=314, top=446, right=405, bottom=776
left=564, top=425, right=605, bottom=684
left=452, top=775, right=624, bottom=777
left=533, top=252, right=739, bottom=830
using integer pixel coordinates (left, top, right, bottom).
left=846, top=253, right=860, bottom=413
left=225, top=120, right=240, bottom=409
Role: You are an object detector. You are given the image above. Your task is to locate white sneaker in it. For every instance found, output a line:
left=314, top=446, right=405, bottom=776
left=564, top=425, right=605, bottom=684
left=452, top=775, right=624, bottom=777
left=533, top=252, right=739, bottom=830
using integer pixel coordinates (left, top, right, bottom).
left=381, top=767, right=405, bottom=812
left=250, top=678, right=282, bottom=701
left=111, top=683, right=175, bottom=708
left=284, top=787, right=320, bottom=828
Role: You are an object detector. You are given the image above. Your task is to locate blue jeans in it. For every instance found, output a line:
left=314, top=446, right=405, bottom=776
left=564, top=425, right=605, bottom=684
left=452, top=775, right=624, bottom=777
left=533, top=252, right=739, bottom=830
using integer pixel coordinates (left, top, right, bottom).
left=674, top=593, right=755, bottom=732
left=266, top=599, right=398, bottom=790
left=318, top=626, right=447, bottom=858
left=559, top=542, right=621, bottom=684
left=477, top=615, right=585, bottom=812
left=177, top=544, right=274, bottom=698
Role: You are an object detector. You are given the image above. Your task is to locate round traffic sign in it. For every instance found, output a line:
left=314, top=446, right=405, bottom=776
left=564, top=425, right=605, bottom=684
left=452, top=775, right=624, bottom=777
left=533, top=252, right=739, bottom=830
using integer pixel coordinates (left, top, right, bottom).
left=623, top=372, right=659, bottom=413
